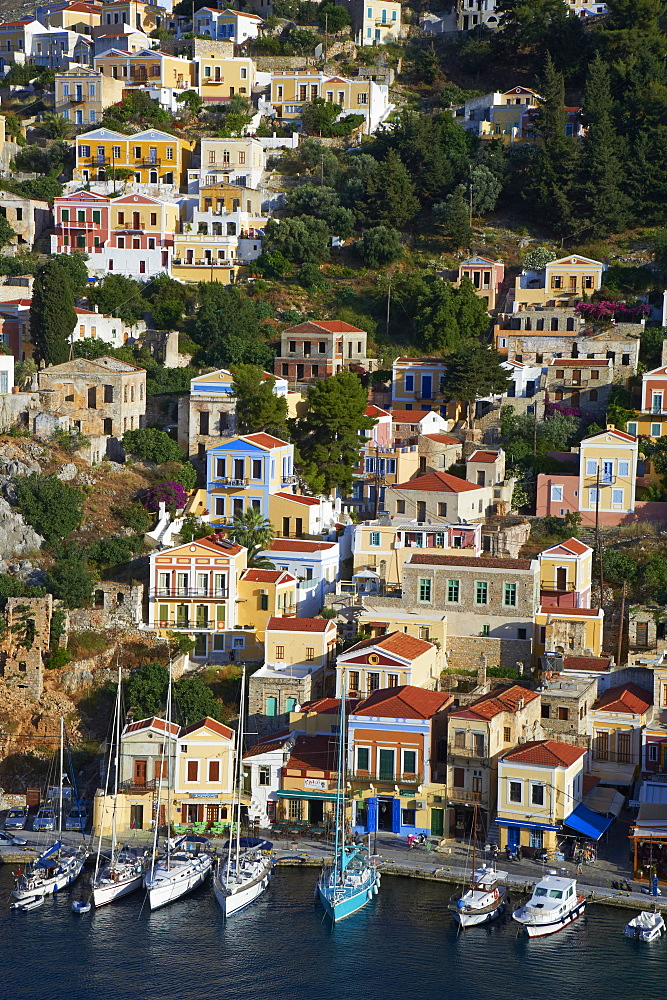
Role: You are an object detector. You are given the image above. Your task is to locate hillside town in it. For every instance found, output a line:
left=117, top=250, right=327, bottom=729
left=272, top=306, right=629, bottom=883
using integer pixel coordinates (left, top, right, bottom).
left=0, top=0, right=667, bottom=925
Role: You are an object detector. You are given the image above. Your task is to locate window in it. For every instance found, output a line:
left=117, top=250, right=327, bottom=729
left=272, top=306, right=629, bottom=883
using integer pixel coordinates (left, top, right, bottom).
left=404, top=374, right=414, bottom=392
left=208, top=760, right=220, bottom=782
left=588, top=487, right=600, bottom=507
left=305, top=647, right=314, bottom=661
left=475, top=581, right=488, bottom=605
left=447, top=579, right=459, bottom=603
left=348, top=670, right=360, bottom=692
left=503, top=726, right=511, bottom=742
left=166, top=147, right=173, bottom=160
left=541, top=704, right=551, bottom=719
left=453, top=767, right=465, bottom=788
left=531, top=784, right=544, bottom=806
left=186, top=760, right=199, bottom=782
left=612, top=488, right=624, bottom=505
left=401, top=808, right=416, bottom=827
left=419, top=626, right=430, bottom=640
left=368, top=672, right=380, bottom=692
left=649, top=745, right=659, bottom=763
left=590, top=369, right=599, bottom=380
left=518, top=628, right=527, bottom=640
left=387, top=674, right=398, bottom=687
left=481, top=623, right=490, bottom=636
left=509, top=781, right=522, bottom=803
left=266, top=697, right=277, bottom=717
left=652, top=423, right=662, bottom=437
left=259, top=594, right=268, bottom=611
left=586, top=459, right=597, bottom=475
left=618, top=461, right=629, bottom=477
left=275, top=645, right=284, bottom=660
left=503, top=582, right=517, bottom=607
left=551, top=485, right=563, bottom=502
left=555, top=369, right=564, bottom=379
left=369, top=531, right=380, bottom=546
left=418, top=578, right=431, bottom=602
left=258, top=766, right=271, bottom=786
left=454, top=730, right=466, bottom=749
left=403, top=750, right=417, bottom=775
left=558, top=706, right=569, bottom=721
left=357, top=747, right=369, bottom=771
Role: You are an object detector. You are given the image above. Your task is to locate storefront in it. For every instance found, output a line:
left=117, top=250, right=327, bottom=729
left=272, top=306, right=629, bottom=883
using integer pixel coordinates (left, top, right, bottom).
left=275, top=789, right=338, bottom=825
left=630, top=803, right=667, bottom=881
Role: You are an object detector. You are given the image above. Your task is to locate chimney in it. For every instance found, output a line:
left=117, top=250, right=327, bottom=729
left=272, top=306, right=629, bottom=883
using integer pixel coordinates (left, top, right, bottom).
left=477, top=653, right=487, bottom=688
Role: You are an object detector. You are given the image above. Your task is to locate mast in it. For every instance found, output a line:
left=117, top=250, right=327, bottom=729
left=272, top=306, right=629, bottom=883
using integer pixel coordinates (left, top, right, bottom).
left=470, top=800, right=477, bottom=889
left=93, top=668, right=120, bottom=885
left=111, top=659, right=122, bottom=859
left=149, top=657, right=171, bottom=881
left=58, top=717, right=64, bottom=837
left=166, top=657, right=173, bottom=871
left=333, top=684, right=346, bottom=882
left=232, top=666, right=246, bottom=879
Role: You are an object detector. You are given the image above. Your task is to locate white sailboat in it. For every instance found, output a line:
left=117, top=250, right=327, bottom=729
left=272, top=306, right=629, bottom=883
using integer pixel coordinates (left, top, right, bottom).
left=144, top=662, right=213, bottom=911
left=92, top=665, right=148, bottom=907
left=12, top=719, right=88, bottom=902
left=448, top=805, right=508, bottom=928
left=213, top=667, right=273, bottom=918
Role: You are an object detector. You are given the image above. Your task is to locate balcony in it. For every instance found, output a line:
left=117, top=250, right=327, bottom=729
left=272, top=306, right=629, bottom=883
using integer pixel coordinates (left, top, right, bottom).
left=212, top=477, right=248, bottom=487
left=70, top=94, right=85, bottom=103
left=141, top=158, right=162, bottom=167
left=152, top=588, right=228, bottom=599
left=281, top=475, right=298, bottom=485
left=348, top=770, right=423, bottom=785
left=120, top=779, right=157, bottom=794
left=447, top=789, right=485, bottom=805
left=449, top=744, right=487, bottom=760
left=157, top=619, right=220, bottom=631
left=172, top=258, right=234, bottom=268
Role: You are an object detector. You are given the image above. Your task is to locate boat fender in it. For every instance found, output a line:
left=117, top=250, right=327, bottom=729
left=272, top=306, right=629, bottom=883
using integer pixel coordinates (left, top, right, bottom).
left=373, top=884, right=378, bottom=895
left=367, top=890, right=373, bottom=901
left=493, top=889, right=498, bottom=900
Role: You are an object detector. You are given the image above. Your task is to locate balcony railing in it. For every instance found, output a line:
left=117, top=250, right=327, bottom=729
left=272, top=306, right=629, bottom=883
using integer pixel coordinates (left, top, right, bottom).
left=158, top=620, right=220, bottom=631
left=152, top=588, right=228, bottom=598
left=447, top=789, right=485, bottom=804
left=348, top=770, right=423, bottom=784
left=212, top=477, right=248, bottom=486
left=449, top=744, right=487, bottom=760
left=120, top=779, right=157, bottom=793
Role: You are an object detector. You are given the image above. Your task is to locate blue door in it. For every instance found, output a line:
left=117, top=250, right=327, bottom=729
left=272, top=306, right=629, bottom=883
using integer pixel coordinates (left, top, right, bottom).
left=391, top=797, right=401, bottom=833
left=366, top=797, right=377, bottom=834
left=421, top=375, right=432, bottom=399
left=507, top=826, right=520, bottom=848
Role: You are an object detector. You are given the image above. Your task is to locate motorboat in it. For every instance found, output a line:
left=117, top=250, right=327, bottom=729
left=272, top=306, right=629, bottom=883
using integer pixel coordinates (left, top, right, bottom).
left=10, top=895, right=44, bottom=912
left=72, top=899, right=92, bottom=914
left=448, top=865, right=509, bottom=928
left=624, top=911, right=665, bottom=942
left=512, top=873, right=585, bottom=938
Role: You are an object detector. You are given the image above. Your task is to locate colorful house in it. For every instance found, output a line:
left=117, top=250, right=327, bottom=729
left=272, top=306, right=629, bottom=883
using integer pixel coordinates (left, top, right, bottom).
left=627, top=365, right=667, bottom=440
left=336, top=631, right=440, bottom=698
left=273, top=320, right=373, bottom=383
left=352, top=518, right=481, bottom=587
left=534, top=607, right=604, bottom=660
left=206, top=432, right=295, bottom=526
left=390, top=357, right=448, bottom=413
left=267, top=70, right=392, bottom=135
left=455, top=255, right=505, bottom=310
left=73, top=126, right=193, bottom=187
left=383, top=470, right=493, bottom=523
left=262, top=538, right=340, bottom=616
left=538, top=537, right=593, bottom=609
left=589, top=682, right=652, bottom=787
left=513, top=254, right=604, bottom=310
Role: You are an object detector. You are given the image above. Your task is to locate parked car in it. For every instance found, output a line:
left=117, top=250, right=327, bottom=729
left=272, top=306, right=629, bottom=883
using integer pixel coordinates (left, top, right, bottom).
left=33, top=807, right=56, bottom=832
left=65, top=804, right=89, bottom=833
left=4, top=807, right=28, bottom=830
left=0, top=830, right=27, bottom=847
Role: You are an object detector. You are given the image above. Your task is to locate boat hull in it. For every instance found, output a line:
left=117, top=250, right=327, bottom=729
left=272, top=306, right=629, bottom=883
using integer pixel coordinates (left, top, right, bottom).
left=513, top=898, right=586, bottom=938
left=452, top=901, right=505, bottom=927
left=145, top=856, right=213, bottom=911
left=12, top=855, right=86, bottom=900
left=92, top=872, right=144, bottom=908
left=213, top=860, right=272, bottom=918
left=317, top=870, right=380, bottom=922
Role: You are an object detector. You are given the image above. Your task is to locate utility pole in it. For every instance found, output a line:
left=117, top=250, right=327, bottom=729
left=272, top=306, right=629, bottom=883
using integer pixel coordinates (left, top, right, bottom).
left=595, top=462, right=604, bottom=600
left=386, top=275, right=392, bottom=339
left=469, top=165, right=473, bottom=224
left=324, top=12, right=328, bottom=63
left=616, top=580, right=627, bottom=667
left=372, top=445, right=385, bottom=519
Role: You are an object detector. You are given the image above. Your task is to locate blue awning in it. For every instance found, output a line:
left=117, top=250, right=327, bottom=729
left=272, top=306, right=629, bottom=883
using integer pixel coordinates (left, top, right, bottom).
left=563, top=803, right=613, bottom=840
left=34, top=841, right=62, bottom=868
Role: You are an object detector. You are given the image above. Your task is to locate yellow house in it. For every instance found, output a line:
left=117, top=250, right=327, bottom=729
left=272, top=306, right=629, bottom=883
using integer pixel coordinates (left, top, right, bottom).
left=234, top=567, right=298, bottom=659
left=578, top=428, right=638, bottom=516
left=356, top=607, right=448, bottom=651
left=514, top=254, right=604, bottom=309
left=206, top=432, right=295, bottom=526
left=496, top=740, right=588, bottom=852
left=538, top=537, right=593, bottom=610
left=336, top=631, right=440, bottom=698
left=248, top=616, right=338, bottom=718
left=352, top=519, right=482, bottom=587
left=534, top=606, right=604, bottom=659
left=589, top=682, right=652, bottom=787
left=55, top=66, right=125, bottom=127
left=95, top=48, right=194, bottom=91
left=43, top=4, right=102, bottom=31
left=110, top=191, right=179, bottom=239
left=173, top=717, right=236, bottom=827
left=100, top=1, right=167, bottom=33
left=74, top=127, right=194, bottom=187
left=197, top=180, right=264, bottom=221
left=170, top=234, right=250, bottom=283
left=199, top=137, right=265, bottom=189
left=195, top=54, right=255, bottom=103
left=270, top=70, right=390, bottom=134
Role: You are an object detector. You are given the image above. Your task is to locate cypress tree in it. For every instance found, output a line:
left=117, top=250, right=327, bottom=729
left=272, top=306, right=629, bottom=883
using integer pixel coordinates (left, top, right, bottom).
left=434, top=188, right=473, bottom=251
left=360, top=149, right=420, bottom=228
left=30, top=260, right=76, bottom=366
left=578, top=53, right=629, bottom=235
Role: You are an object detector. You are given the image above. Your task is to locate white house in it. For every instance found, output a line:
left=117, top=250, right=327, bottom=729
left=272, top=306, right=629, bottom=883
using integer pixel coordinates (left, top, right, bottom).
left=262, top=537, right=340, bottom=616
left=243, top=733, right=294, bottom=827
left=192, top=7, right=263, bottom=43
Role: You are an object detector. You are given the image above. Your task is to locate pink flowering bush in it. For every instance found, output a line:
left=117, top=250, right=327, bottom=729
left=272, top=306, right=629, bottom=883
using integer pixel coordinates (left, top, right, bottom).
left=142, top=481, right=189, bottom=514
left=576, top=301, right=651, bottom=322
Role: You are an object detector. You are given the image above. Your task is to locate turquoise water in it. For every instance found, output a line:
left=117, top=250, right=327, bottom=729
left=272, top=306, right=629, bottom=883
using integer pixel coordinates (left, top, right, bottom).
left=0, top=865, right=664, bottom=1000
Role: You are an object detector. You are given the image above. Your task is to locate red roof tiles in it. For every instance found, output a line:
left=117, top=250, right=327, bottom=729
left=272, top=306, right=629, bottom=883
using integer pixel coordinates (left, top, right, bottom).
left=468, top=450, right=500, bottom=464
left=123, top=717, right=179, bottom=737
left=409, top=553, right=533, bottom=570
left=343, top=631, right=434, bottom=660
left=180, top=716, right=233, bottom=740
left=269, top=538, right=336, bottom=553
left=285, top=320, right=366, bottom=334
left=353, top=685, right=453, bottom=719
left=266, top=616, right=334, bottom=632
left=449, top=685, right=539, bottom=721
left=563, top=655, right=611, bottom=671
left=421, top=433, right=460, bottom=446
left=244, top=432, right=289, bottom=449
left=593, top=682, right=652, bottom=715
left=286, top=733, right=339, bottom=772
left=273, top=492, right=320, bottom=506
left=241, top=568, right=295, bottom=583
left=391, top=410, right=436, bottom=424
left=391, top=470, right=482, bottom=493
left=502, top=739, right=587, bottom=767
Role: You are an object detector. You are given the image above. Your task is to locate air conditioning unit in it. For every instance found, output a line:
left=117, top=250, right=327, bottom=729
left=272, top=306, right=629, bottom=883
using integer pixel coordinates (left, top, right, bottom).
left=431, top=795, right=443, bottom=804
left=414, top=799, right=426, bottom=810
left=259, top=588, right=269, bottom=595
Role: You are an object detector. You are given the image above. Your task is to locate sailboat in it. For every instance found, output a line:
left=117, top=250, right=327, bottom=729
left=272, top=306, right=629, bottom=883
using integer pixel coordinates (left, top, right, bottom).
left=213, top=666, right=273, bottom=917
left=92, top=665, right=149, bottom=907
left=12, top=719, right=88, bottom=903
left=316, top=688, right=380, bottom=922
left=448, top=803, right=508, bottom=928
left=143, top=661, right=213, bottom=910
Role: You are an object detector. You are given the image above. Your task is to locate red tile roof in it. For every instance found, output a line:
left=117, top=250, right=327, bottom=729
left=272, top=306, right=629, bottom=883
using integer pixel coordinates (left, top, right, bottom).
left=468, top=450, right=500, bottom=463
left=123, top=716, right=179, bottom=737
left=273, top=492, right=320, bottom=506
left=365, top=405, right=390, bottom=417
left=285, top=320, right=366, bottom=334
left=241, top=568, right=295, bottom=583
left=180, top=716, right=233, bottom=740
left=266, top=616, right=334, bottom=633
left=421, top=433, right=460, bottom=446
left=286, top=733, right=339, bottom=772
left=583, top=428, right=636, bottom=442
left=353, top=685, right=453, bottom=720
left=243, top=432, right=289, bottom=449
left=409, top=553, right=533, bottom=570
left=449, top=685, right=539, bottom=721
left=539, top=607, right=601, bottom=617
left=391, top=410, right=436, bottom=424
left=502, top=739, right=587, bottom=767
left=182, top=533, right=243, bottom=556
left=593, top=682, right=652, bottom=715
left=343, top=630, right=434, bottom=660
left=583, top=774, right=599, bottom=795
left=549, top=359, right=611, bottom=367
left=269, top=538, right=336, bottom=553
left=243, top=734, right=292, bottom=759
left=563, top=655, right=611, bottom=671
left=543, top=537, right=590, bottom=556
left=298, top=697, right=358, bottom=714
left=391, top=470, right=482, bottom=493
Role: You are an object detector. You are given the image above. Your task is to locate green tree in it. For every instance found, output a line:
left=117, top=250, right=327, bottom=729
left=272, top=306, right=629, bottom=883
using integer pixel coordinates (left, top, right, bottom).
left=295, top=370, right=374, bottom=494
left=225, top=507, right=276, bottom=568
left=40, top=112, right=72, bottom=139
left=301, top=97, right=342, bottom=134
left=126, top=661, right=169, bottom=718
left=356, top=226, right=404, bottom=268
left=30, top=259, right=76, bottom=365
left=440, top=342, right=511, bottom=427
left=286, top=184, right=355, bottom=238
left=372, top=111, right=470, bottom=205
left=495, top=0, right=568, bottom=54
left=603, top=548, right=639, bottom=587
left=14, top=474, right=84, bottom=544
left=51, top=252, right=89, bottom=294
left=453, top=275, right=493, bottom=340
left=175, top=89, right=202, bottom=117
left=232, top=364, right=289, bottom=437
left=264, top=216, right=329, bottom=264
left=44, top=551, right=95, bottom=608
left=358, top=150, right=420, bottom=229
left=434, top=188, right=473, bottom=250
left=187, top=283, right=272, bottom=369
left=123, top=427, right=184, bottom=464
left=317, top=1, right=350, bottom=31
left=0, top=213, right=15, bottom=249
left=87, top=274, right=145, bottom=326
left=174, top=676, right=222, bottom=724
left=469, top=163, right=503, bottom=214
left=578, top=53, right=629, bottom=235
left=522, top=247, right=558, bottom=270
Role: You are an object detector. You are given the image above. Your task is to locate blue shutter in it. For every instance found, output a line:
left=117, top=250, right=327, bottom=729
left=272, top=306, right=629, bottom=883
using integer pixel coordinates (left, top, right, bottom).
left=366, top=796, right=377, bottom=834
left=391, top=797, right=401, bottom=833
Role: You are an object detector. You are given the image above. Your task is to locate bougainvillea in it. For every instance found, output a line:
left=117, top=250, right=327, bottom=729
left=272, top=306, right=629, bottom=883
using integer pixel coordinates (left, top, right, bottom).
left=576, top=301, right=651, bottom=322
left=142, top=481, right=189, bottom=514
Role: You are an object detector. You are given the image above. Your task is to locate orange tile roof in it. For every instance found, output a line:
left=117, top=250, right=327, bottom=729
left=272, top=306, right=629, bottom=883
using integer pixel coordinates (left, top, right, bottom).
left=286, top=733, right=339, bottom=772
left=409, top=553, right=533, bottom=570
left=243, top=432, right=289, bottom=449
left=365, top=404, right=390, bottom=417
left=583, top=774, right=599, bottom=795
left=185, top=533, right=243, bottom=556
left=391, top=410, right=436, bottom=424
left=543, top=537, right=590, bottom=556
left=273, top=492, right=320, bottom=506
left=285, top=320, right=366, bottom=334
left=449, top=685, right=539, bottom=721
left=593, top=682, right=652, bottom=715
left=123, top=716, right=179, bottom=737
left=502, top=739, right=587, bottom=767
left=421, top=433, right=460, bottom=445
left=583, top=428, right=635, bottom=442
left=391, top=470, right=481, bottom=493
left=353, top=685, right=453, bottom=720
left=266, top=616, right=334, bottom=632
left=269, top=538, right=336, bottom=552
left=539, top=607, right=601, bottom=617
left=298, top=697, right=358, bottom=714
left=243, top=734, right=292, bottom=759
left=562, top=655, right=611, bottom=671
left=241, top=568, right=295, bottom=583
left=180, top=716, right=233, bottom=740
left=344, top=630, right=434, bottom=660
left=468, top=450, right=500, bottom=463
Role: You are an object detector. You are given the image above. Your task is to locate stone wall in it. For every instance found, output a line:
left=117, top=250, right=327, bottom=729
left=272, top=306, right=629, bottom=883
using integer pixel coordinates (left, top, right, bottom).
left=446, top=635, right=532, bottom=674
left=248, top=665, right=326, bottom=720
left=0, top=594, right=54, bottom=700
left=544, top=617, right=592, bottom=655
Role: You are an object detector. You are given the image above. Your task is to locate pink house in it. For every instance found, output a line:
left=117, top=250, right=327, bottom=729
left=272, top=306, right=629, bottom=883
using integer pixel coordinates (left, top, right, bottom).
left=366, top=404, right=392, bottom=449
left=456, top=255, right=505, bottom=310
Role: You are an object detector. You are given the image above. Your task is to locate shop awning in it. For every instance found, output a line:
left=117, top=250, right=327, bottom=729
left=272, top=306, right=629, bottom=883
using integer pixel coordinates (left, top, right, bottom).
left=276, top=790, right=338, bottom=801
left=583, top=786, right=625, bottom=818
left=563, top=802, right=613, bottom=840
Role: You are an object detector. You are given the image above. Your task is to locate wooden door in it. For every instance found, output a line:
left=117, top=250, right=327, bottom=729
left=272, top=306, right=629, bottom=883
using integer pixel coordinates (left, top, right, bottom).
left=556, top=568, right=567, bottom=591
left=134, top=759, right=147, bottom=786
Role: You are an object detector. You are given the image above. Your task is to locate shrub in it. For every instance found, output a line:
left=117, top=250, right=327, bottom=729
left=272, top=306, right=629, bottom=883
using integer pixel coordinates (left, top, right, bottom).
left=46, top=647, right=71, bottom=670
left=161, top=460, right=197, bottom=491
left=67, top=629, right=109, bottom=659
left=142, top=481, right=189, bottom=513
left=355, top=227, right=403, bottom=268
left=14, top=474, right=83, bottom=544
left=45, top=554, right=95, bottom=608
left=117, top=503, right=152, bottom=533
left=122, top=427, right=184, bottom=464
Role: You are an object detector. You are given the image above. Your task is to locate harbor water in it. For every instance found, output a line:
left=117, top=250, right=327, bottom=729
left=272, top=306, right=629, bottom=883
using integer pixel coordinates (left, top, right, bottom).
left=1, top=865, right=666, bottom=1000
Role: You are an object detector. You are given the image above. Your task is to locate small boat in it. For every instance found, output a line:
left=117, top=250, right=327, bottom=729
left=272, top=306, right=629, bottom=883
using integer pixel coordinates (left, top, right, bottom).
left=448, top=865, right=509, bottom=928
left=72, top=899, right=92, bottom=914
left=624, top=911, right=665, bottom=942
left=10, top=895, right=44, bottom=912
left=513, top=872, right=586, bottom=938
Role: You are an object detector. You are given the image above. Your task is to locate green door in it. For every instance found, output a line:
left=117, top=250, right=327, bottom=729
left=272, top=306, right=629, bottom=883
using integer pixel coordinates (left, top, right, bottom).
left=378, top=749, right=394, bottom=781
left=431, top=808, right=444, bottom=837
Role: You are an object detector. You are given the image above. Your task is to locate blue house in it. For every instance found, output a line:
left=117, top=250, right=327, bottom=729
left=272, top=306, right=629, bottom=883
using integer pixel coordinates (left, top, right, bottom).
left=206, top=432, right=294, bottom=526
